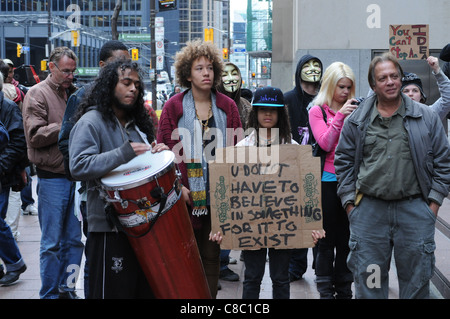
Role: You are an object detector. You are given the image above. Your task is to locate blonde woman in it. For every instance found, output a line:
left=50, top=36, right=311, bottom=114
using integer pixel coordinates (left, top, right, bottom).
left=309, top=62, right=358, bottom=299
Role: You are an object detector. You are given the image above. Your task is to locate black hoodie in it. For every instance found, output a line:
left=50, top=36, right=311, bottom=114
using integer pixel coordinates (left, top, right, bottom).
left=440, top=43, right=450, bottom=62
left=284, top=54, right=323, bottom=143
left=0, top=91, right=28, bottom=188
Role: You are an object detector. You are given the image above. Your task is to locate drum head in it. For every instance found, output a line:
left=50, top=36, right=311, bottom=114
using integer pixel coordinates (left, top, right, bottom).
left=101, top=150, right=175, bottom=190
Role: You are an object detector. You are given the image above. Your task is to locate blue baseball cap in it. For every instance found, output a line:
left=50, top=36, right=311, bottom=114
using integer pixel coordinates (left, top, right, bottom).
left=252, top=86, right=285, bottom=107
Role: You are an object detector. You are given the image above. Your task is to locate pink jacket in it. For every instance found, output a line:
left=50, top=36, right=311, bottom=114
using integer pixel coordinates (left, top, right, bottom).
left=308, top=104, right=346, bottom=174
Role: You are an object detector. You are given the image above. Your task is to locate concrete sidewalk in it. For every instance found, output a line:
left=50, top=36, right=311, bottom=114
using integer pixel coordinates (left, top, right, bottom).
left=0, top=176, right=447, bottom=299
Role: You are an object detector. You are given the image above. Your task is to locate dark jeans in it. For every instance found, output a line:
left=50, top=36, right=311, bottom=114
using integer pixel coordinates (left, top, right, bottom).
left=193, top=213, right=220, bottom=298
left=315, top=181, right=352, bottom=298
left=243, top=248, right=291, bottom=299
left=220, top=249, right=230, bottom=271
left=288, top=248, right=308, bottom=278
left=20, top=167, right=34, bottom=210
left=0, top=188, right=24, bottom=271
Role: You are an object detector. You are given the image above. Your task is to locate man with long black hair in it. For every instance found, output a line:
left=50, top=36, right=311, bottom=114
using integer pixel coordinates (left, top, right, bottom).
left=69, top=59, right=167, bottom=298
left=59, top=40, right=130, bottom=180
left=58, top=39, right=130, bottom=299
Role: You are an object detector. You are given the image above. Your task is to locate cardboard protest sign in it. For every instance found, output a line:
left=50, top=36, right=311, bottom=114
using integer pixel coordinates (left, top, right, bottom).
left=389, top=24, right=429, bottom=60
left=209, top=144, right=323, bottom=250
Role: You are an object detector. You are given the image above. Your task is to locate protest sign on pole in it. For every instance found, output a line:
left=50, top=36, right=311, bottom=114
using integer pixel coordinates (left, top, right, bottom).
left=209, top=144, right=323, bottom=250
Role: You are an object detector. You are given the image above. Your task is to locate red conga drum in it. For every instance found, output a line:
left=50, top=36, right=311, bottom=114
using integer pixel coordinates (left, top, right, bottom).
left=100, top=150, right=211, bottom=299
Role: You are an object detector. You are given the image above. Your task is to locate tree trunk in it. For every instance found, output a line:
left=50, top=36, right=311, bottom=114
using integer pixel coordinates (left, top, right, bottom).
left=111, top=0, right=122, bottom=40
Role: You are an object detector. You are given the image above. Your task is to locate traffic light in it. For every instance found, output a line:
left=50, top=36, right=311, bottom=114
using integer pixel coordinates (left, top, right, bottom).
left=131, top=48, right=139, bottom=61
left=252, top=72, right=256, bottom=78
left=71, top=30, right=80, bottom=47
left=204, top=28, right=213, bottom=42
left=222, top=48, right=228, bottom=60
left=41, top=60, right=47, bottom=71
left=17, top=43, right=22, bottom=58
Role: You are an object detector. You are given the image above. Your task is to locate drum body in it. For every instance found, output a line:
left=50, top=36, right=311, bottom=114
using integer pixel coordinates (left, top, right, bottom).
left=101, top=150, right=211, bottom=299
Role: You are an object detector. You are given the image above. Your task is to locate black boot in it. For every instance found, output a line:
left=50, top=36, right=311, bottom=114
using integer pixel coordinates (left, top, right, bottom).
left=334, top=280, right=353, bottom=299
left=315, top=275, right=335, bottom=299
left=0, top=264, right=27, bottom=286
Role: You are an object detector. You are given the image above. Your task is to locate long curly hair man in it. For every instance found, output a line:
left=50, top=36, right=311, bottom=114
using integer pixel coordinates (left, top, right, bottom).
left=76, top=59, right=155, bottom=142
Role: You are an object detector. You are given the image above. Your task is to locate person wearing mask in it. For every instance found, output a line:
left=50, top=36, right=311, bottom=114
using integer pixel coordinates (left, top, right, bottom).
left=284, top=54, right=323, bottom=282
left=217, top=62, right=252, bottom=130
left=216, top=62, right=252, bottom=283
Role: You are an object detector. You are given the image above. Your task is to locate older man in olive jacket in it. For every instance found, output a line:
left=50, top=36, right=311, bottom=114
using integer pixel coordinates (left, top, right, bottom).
left=335, top=53, right=450, bottom=299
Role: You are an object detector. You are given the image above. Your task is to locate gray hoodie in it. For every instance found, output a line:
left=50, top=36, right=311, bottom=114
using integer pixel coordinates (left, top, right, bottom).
left=69, top=108, right=142, bottom=232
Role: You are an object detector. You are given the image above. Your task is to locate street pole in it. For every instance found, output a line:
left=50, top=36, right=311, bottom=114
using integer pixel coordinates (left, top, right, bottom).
left=47, top=0, right=52, bottom=57
left=228, top=0, right=230, bottom=61
left=150, top=0, right=157, bottom=110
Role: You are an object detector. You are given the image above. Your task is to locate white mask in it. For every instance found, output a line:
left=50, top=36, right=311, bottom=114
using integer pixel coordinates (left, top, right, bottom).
left=301, top=59, right=321, bottom=83
left=222, top=64, right=241, bottom=93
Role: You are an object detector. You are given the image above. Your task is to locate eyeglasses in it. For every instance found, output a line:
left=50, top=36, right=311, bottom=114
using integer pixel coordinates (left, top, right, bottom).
left=53, top=63, right=78, bottom=76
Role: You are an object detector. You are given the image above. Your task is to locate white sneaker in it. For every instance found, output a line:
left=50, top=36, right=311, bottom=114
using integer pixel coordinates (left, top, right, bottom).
left=23, top=204, right=38, bottom=215
left=13, top=231, right=20, bottom=241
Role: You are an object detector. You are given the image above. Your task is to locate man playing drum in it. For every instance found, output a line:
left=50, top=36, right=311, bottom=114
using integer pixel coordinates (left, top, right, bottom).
left=69, top=59, right=168, bottom=298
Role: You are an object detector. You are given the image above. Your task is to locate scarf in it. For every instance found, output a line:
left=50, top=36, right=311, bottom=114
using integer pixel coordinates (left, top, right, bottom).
left=179, top=90, right=227, bottom=216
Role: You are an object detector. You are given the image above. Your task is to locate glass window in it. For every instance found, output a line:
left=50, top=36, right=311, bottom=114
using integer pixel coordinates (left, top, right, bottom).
left=180, top=32, right=189, bottom=44
left=191, top=0, right=203, bottom=9
left=179, top=0, right=188, bottom=9
left=180, top=21, right=189, bottom=32
left=191, top=21, right=202, bottom=33
left=191, top=10, right=202, bottom=19
left=102, top=0, right=111, bottom=11
left=180, top=10, right=188, bottom=20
